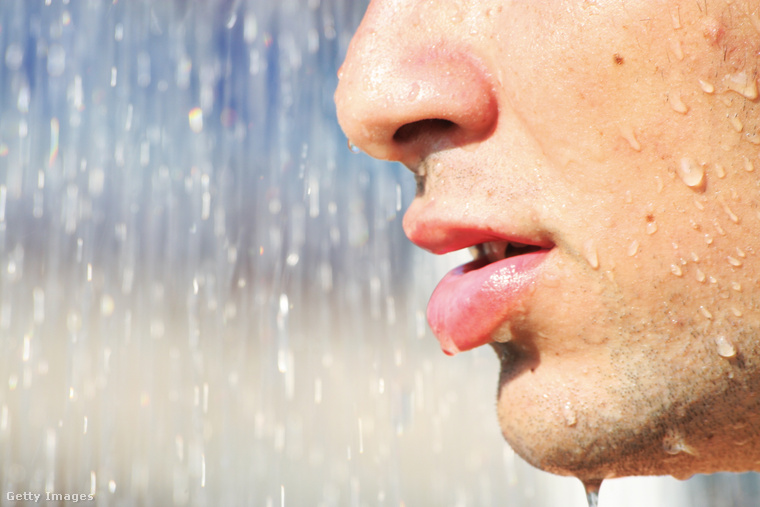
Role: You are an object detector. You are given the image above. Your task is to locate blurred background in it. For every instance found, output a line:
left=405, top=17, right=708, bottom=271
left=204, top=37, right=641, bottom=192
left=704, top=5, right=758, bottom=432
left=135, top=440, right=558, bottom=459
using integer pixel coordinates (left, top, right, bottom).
left=0, top=0, right=758, bottom=505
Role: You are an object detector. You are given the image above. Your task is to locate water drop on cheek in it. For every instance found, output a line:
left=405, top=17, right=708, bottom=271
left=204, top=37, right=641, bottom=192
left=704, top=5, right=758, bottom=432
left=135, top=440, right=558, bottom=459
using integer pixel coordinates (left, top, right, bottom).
left=700, top=306, right=713, bottom=319
left=715, top=335, right=737, bottom=358
left=670, top=264, right=683, bottom=276
left=669, top=91, right=689, bottom=113
left=695, top=268, right=706, bottom=282
left=663, top=429, right=698, bottom=456
left=619, top=125, right=641, bottom=151
left=715, top=164, right=726, bottom=178
left=627, top=240, right=639, bottom=257
left=725, top=71, right=759, bottom=100
left=676, top=158, right=704, bottom=188
left=699, top=79, right=715, bottom=94
left=583, top=240, right=599, bottom=269
left=729, top=115, right=744, bottom=133
left=646, top=222, right=658, bottom=235
left=562, top=401, right=577, bottom=427
left=743, top=157, right=755, bottom=172
left=727, top=256, right=743, bottom=267
left=671, top=39, right=684, bottom=60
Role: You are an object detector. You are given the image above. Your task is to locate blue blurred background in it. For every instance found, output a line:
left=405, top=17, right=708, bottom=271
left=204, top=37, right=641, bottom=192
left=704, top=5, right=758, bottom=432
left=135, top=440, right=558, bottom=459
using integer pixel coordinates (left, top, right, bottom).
left=0, top=1, right=757, bottom=506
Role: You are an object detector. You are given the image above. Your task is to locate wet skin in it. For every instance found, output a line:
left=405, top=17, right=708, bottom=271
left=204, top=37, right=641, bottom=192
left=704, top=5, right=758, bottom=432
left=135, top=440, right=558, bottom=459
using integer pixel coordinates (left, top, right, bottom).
left=336, top=0, right=760, bottom=481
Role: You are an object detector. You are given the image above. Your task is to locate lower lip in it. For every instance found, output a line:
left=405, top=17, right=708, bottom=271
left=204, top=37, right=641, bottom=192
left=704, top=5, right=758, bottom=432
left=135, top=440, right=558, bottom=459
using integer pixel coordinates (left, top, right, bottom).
left=426, top=250, right=550, bottom=355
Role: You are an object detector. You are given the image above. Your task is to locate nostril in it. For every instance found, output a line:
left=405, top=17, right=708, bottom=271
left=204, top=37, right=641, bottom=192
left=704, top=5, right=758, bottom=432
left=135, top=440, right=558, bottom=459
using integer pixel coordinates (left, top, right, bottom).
left=392, top=118, right=457, bottom=144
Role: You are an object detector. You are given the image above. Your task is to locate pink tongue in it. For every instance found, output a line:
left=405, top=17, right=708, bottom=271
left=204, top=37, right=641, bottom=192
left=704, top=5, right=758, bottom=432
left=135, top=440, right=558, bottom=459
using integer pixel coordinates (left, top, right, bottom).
left=426, top=252, right=546, bottom=355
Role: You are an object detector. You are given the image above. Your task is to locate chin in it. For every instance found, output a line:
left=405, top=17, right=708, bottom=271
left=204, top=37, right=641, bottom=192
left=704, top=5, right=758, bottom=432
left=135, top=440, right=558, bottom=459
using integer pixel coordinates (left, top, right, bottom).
left=490, top=342, right=760, bottom=482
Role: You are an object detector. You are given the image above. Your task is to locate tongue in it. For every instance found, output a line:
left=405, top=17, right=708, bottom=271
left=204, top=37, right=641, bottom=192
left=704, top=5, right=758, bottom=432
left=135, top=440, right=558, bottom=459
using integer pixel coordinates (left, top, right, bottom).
left=426, top=251, right=547, bottom=355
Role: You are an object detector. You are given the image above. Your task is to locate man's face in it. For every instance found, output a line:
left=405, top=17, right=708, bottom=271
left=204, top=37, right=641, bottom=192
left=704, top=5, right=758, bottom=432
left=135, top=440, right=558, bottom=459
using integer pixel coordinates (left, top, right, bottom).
left=335, top=0, right=760, bottom=482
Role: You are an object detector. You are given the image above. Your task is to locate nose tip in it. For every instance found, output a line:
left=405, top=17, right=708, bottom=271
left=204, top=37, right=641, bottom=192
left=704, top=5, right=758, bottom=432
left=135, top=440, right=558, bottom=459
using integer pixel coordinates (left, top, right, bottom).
left=334, top=20, right=498, bottom=167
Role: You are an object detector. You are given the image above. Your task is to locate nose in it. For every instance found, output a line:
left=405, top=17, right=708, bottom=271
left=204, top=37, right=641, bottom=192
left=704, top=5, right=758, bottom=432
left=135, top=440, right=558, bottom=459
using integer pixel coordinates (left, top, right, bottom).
left=334, top=1, right=499, bottom=168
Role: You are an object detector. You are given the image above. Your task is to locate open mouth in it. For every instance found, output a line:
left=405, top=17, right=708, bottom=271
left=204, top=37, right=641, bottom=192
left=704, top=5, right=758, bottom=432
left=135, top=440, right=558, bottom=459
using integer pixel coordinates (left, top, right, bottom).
left=427, top=239, right=553, bottom=355
left=470, top=241, right=545, bottom=263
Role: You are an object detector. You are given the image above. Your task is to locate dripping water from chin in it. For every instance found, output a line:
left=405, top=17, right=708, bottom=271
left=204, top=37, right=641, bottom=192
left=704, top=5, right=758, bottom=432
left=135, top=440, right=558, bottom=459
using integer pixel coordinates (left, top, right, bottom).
left=581, top=478, right=603, bottom=507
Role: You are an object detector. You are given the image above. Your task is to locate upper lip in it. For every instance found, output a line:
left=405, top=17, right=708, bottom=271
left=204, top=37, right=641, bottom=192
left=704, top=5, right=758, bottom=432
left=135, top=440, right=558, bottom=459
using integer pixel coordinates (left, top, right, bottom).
left=402, top=210, right=554, bottom=259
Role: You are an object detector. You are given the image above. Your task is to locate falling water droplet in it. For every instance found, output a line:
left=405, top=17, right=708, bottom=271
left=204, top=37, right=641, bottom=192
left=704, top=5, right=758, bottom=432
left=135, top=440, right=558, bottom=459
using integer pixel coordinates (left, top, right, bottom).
left=676, top=158, right=704, bottom=188
left=715, top=335, right=737, bottom=358
left=583, top=240, right=599, bottom=269
left=348, top=140, right=361, bottom=154
left=582, top=479, right=602, bottom=507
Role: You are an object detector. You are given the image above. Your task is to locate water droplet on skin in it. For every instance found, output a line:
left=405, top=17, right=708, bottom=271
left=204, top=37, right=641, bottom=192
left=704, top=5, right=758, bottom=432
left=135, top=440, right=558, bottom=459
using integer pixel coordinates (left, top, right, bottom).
left=719, top=200, right=740, bottom=224
left=699, top=79, right=715, bottom=94
left=671, top=39, right=684, bottom=60
left=693, top=198, right=705, bottom=210
left=671, top=6, right=681, bottom=29
left=695, top=268, right=706, bottom=282
left=669, top=91, right=689, bottom=113
left=715, top=164, right=726, bottom=178
left=705, top=233, right=713, bottom=244
left=563, top=402, right=577, bottom=427
left=714, top=220, right=726, bottom=236
left=655, top=175, right=664, bottom=193
left=715, top=335, right=737, bottom=358
left=700, top=306, right=713, bottom=319
left=663, top=429, right=698, bottom=456
left=646, top=222, right=658, bottom=234
left=583, top=240, right=599, bottom=269
left=728, top=115, right=744, bottom=132
left=732, top=307, right=743, bottom=317
left=743, top=156, right=755, bottom=172
left=676, top=158, right=704, bottom=188
left=732, top=281, right=742, bottom=292
left=727, top=256, right=743, bottom=267
left=691, top=252, right=700, bottom=262
left=725, top=72, right=759, bottom=99
left=709, top=275, right=718, bottom=284
left=736, top=247, right=746, bottom=258
left=670, top=264, right=683, bottom=276
left=348, top=140, right=361, bottom=154
left=407, top=82, right=420, bottom=101
left=627, top=240, right=639, bottom=256
left=619, top=125, right=641, bottom=151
